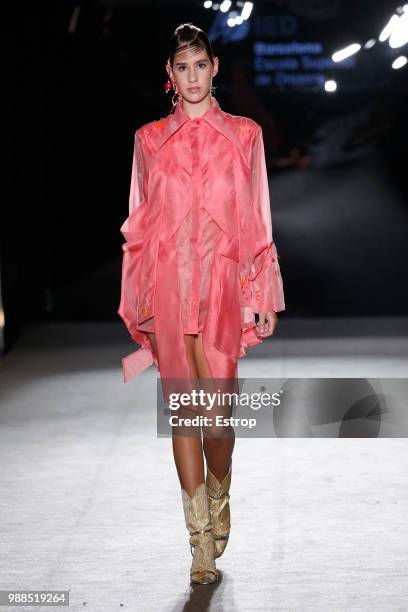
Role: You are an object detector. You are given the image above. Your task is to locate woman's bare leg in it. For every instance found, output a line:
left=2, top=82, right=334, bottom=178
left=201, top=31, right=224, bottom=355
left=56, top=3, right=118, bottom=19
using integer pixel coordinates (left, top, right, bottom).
left=147, top=332, right=205, bottom=498
left=194, top=332, right=235, bottom=481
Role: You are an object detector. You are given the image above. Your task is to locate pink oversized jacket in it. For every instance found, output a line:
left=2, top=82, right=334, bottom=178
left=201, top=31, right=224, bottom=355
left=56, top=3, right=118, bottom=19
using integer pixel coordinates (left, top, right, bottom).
left=118, top=95, right=285, bottom=383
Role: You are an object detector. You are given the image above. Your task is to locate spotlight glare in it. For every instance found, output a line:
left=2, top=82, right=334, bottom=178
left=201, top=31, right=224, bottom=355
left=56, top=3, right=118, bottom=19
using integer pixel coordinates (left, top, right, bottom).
left=242, top=2, right=253, bottom=20
left=203, top=0, right=212, bottom=7
left=379, top=14, right=399, bottom=41
left=364, top=38, right=376, bottom=49
left=389, top=13, right=408, bottom=48
left=392, top=55, right=408, bottom=68
left=220, top=0, right=232, bottom=12
left=324, top=80, right=337, bottom=92
left=332, top=43, right=361, bottom=62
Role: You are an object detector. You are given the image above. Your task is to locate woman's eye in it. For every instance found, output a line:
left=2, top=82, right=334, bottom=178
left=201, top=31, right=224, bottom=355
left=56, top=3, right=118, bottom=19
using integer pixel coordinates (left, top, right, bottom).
left=178, top=63, right=207, bottom=71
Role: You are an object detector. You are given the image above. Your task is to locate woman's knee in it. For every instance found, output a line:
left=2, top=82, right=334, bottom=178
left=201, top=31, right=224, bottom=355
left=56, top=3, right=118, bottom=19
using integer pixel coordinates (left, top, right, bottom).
left=202, top=425, right=235, bottom=446
left=202, top=417, right=235, bottom=440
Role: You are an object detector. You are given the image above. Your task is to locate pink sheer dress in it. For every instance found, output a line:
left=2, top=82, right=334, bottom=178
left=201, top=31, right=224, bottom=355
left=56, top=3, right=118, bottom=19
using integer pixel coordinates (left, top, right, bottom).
left=118, top=95, right=285, bottom=404
left=136, top=117, right=253, bottom=337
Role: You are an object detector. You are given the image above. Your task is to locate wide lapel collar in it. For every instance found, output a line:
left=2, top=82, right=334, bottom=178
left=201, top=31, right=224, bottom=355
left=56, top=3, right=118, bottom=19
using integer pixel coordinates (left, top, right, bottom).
left=154, top=100, right=190, bottom=150
left=204, top=97, right=250, bottom=170
left=156, top=96, right=250, bottom=170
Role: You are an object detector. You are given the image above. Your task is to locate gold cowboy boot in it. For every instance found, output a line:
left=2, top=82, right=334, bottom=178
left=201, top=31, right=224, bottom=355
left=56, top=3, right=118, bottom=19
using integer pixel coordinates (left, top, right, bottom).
left=206, top=463, right=232, bottom=558
left=181, top=482, right=219, bottom=585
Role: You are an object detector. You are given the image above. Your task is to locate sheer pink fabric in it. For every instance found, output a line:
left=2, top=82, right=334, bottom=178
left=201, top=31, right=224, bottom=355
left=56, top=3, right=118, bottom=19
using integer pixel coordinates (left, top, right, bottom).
left=137, top=118, right=252, bottom=335
left=118, top=96, right=285, bottom=397
left=137, top=207, right=218, bottom=334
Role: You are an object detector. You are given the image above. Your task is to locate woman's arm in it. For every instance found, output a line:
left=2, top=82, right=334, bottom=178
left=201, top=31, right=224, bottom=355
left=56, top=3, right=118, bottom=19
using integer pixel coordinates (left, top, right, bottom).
left=129, top=131, right=145, bottom=216
left=249, top=126, right=285, bottom=316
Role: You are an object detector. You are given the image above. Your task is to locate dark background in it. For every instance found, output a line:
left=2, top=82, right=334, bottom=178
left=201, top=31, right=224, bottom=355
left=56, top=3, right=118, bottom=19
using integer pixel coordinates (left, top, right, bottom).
left=3, top=0, right=408, bottom=350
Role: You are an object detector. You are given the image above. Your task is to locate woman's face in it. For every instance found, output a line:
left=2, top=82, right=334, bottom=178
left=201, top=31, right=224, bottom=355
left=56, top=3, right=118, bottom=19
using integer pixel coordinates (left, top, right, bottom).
left=166, top=46, right=218, bottom=104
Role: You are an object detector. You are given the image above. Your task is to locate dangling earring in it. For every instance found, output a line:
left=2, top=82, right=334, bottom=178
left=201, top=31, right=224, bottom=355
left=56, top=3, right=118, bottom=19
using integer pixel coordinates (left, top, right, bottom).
left=171, top=82, right=182, bottom=111
left=164, top=79, right=172, bottom=93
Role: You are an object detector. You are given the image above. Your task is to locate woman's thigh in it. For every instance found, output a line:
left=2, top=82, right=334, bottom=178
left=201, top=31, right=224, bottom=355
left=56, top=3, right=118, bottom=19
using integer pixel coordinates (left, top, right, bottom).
left=193, top=332, right=212, bottom=379
left=194, top=332, right=234, bottom=434
left=147, top=332, right=200, bottom=424
left=146, top=332, right=199, bottom=379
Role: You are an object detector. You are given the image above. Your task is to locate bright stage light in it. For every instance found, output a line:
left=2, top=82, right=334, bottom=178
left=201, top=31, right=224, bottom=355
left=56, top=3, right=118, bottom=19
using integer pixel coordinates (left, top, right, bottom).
left=389, top=13, right=408, bottom=48
left=332, top=43, right=361, bottom=62
left=379, top=14, right=399, bottom=42
left=324, top=80, right=337, bottom=92
left=392, top=55, right=407, bottom=68
left=242, top=2, right=253, bottom=20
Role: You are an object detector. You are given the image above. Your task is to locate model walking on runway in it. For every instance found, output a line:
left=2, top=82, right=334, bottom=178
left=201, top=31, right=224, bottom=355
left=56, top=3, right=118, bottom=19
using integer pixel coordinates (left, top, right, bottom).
left=118, top=22, right=285, bottom=584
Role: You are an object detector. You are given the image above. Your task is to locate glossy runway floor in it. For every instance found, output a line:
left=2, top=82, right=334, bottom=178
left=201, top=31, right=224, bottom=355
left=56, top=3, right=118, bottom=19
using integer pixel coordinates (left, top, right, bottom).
left=0, top=318, right=407, bottom=611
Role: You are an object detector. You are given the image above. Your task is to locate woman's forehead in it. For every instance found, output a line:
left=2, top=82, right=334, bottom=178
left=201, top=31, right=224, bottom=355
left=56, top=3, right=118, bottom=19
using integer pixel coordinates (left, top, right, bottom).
left=174, top=46, right=208, bottom=64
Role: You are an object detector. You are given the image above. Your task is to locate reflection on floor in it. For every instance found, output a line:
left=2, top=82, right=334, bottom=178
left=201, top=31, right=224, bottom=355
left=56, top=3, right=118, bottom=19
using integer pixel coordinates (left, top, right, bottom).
left=0, top=319, right=407, bottom=611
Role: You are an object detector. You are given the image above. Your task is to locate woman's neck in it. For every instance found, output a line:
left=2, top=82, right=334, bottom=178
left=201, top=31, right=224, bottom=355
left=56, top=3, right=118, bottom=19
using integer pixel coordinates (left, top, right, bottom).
left=180, top=94, right=212, bottom=120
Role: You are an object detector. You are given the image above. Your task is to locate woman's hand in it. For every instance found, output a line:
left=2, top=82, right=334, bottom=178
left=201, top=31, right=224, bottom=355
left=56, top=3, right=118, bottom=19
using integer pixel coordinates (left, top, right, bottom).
left=256, top=311, right=278, bottom=337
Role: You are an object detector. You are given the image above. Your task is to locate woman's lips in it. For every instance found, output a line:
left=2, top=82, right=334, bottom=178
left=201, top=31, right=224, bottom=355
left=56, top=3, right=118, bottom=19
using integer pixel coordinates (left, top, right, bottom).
left=188, top=87, right=201, bottom=92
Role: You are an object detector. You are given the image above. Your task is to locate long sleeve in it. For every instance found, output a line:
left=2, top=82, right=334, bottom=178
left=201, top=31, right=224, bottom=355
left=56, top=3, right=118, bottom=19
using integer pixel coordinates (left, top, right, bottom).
left=129, top=131, right=145, bottom=216
left=249, top=127, right=285, bottom=313
left=118, top=130, right=155, bottom=381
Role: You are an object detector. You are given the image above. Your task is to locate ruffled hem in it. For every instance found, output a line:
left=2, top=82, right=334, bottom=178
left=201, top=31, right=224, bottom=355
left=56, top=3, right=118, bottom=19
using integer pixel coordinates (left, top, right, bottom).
left=122, top=323, right=264, bottom=383
left=122, top=328, right=158, bottom=383
left=238, top=323, right=263, bottom=358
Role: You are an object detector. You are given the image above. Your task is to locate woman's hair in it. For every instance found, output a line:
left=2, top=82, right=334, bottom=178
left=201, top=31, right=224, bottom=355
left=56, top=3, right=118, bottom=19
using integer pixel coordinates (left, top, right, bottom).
left=167, top=23, right=215, bottom=67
